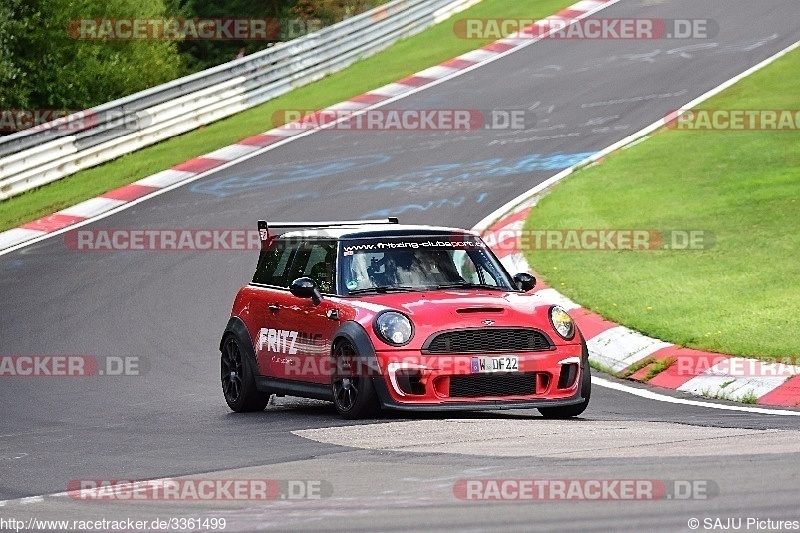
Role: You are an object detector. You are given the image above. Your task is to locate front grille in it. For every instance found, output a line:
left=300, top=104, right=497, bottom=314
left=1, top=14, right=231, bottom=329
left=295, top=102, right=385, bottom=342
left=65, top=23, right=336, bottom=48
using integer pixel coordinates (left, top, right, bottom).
left=424, top=328, right=552, bottom=354
left=449, top=373, right=536, bottom=398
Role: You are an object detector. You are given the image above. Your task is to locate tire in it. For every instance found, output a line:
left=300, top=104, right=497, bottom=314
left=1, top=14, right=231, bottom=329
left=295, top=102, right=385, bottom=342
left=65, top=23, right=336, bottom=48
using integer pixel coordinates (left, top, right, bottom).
left=331, top=340, right=380, bottom=420
left=538, top=354, right=591, bottom=419
left=221, top=335, right=270, bottom=412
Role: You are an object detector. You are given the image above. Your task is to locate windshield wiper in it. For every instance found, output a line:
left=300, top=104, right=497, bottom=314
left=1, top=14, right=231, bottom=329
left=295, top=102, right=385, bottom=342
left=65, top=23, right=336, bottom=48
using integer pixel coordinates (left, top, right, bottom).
left=347, top=285, right=420, bottom=295
left=434, top=282, right=507, bottom=291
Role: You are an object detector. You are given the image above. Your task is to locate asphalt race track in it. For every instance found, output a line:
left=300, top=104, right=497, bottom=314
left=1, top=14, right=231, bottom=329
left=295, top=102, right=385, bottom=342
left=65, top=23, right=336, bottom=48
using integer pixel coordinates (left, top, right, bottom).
left=1, top=0, right=799, bottom=531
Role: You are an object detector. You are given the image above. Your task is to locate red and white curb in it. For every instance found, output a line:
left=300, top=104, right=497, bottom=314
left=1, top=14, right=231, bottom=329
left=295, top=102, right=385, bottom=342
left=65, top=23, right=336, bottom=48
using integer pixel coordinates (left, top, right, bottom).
left=470, top=38, right=800, bottom=409
left=0, top=0, right=620, bottom=254
left=477, top=177, right=800, bottom=410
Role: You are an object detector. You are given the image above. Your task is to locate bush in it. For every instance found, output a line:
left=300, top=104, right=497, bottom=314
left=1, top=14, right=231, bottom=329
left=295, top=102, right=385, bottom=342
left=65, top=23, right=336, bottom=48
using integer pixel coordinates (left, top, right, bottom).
left=0, top=0, right=391, bottom=115
left=0, top=0, right=181, bottom=110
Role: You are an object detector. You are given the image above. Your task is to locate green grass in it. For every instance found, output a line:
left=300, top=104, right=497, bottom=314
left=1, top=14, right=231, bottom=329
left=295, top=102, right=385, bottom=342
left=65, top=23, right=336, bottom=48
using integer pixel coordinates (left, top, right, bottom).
left=740, top=390, right=759, bottom=404
left=643, top=356, right=675, bottom=382
left=619, top=355, right=676, bottom=383
left=524, top=49, right=800, bottom=359
left=622, top=357, right=657, bottom=379
left=0, top=0, right=571, bottom=231
left=700, top=386, right=758, bottom=404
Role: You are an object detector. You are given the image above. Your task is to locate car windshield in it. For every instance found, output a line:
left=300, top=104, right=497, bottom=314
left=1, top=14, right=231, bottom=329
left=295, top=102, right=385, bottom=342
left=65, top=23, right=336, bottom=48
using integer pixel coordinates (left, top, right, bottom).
left=339, top=235, right=515, bottom=294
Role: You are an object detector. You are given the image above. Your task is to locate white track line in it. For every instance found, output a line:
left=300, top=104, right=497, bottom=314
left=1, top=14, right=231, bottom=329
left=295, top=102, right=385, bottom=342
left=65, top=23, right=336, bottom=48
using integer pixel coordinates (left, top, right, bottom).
left=593, top=377, right=800, bottom=416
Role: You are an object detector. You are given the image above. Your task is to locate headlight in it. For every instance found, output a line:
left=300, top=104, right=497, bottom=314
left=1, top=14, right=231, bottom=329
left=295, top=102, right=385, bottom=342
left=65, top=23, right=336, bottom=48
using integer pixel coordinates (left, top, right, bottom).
left=549, top=306, right=575, bottom=340
left=374, top=311, right=414, bottom=346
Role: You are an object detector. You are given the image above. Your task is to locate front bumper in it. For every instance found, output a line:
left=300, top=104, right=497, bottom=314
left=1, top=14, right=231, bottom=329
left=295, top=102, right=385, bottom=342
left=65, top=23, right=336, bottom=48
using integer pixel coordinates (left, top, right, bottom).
left=373, top=386, right=587, bottom=411
left=371, top=344, right=587, bottom=411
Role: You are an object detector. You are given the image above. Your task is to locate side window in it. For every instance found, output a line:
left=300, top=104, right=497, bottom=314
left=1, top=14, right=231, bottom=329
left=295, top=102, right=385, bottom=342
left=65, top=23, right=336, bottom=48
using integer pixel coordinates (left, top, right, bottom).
left=286, top=241, right=337, bottom=293
left=473, top=250, right=502, bottom=286
left=252, top=240, right=296, bottom=288
left=454, top=250, right=501, bottom=286
left=454, top=250, right=480, bottom=283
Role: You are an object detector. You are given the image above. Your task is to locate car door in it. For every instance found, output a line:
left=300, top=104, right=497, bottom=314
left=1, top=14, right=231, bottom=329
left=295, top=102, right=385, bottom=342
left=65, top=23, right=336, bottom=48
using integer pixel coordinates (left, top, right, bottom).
left=249, top=238, right=302, bottom=380
left=279, top=240, right=341, bottom=385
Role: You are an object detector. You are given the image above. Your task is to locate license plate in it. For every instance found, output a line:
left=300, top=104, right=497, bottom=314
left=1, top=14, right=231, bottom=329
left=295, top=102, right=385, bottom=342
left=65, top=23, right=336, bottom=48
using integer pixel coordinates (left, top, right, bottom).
left=471, top=356, right=519, bottom=373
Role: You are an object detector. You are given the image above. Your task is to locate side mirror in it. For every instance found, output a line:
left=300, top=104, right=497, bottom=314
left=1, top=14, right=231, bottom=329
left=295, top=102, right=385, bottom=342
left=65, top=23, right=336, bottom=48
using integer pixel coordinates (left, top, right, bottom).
left=513, top=273, right=536, bottom=292
left=290, top=277, right=322, bottom=306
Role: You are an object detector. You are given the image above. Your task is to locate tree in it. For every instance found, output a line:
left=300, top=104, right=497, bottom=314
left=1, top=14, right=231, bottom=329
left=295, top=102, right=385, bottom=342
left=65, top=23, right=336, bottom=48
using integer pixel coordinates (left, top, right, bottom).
left=0, top=0, right=37, bottom=109
left=0, top=0, right=182, bottom=111
left=0, top=0, right=392, bottom=118
left=177, top=0, right=296, bottom=72
left=291, top=0, right=385, bottom=24
left=181, top=0, right=390, bottom=71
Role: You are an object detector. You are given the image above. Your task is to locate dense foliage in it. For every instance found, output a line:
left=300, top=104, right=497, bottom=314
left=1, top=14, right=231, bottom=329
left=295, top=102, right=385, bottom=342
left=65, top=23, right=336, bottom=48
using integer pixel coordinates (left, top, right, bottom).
left=0, top=0, right=387, bottom=113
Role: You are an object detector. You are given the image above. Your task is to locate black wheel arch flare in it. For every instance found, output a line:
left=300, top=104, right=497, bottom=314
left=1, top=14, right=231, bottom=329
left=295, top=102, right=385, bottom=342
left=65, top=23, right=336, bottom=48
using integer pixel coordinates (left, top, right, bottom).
left=332, top=320, right=377, bottom=358
left=220, top=316, right=261, bottom=377
left=331, top=320, right=391, bottom=401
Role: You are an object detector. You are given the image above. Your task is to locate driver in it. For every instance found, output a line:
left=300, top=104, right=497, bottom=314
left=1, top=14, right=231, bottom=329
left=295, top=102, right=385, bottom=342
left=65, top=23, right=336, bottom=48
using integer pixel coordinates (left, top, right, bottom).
left=383, top=251, right=416, bottom=284
left=408, top=251, right=451, bottom=284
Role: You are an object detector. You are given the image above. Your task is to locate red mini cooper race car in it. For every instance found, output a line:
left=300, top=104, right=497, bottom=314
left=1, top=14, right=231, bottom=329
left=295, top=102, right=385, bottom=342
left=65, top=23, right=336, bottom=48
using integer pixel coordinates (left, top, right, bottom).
left=220, top=219, right=590, bottom=419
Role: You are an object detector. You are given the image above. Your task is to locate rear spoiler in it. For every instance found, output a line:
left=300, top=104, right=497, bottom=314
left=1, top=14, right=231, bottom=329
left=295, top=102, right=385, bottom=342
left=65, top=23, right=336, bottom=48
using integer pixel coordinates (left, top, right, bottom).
left=257, top=218, right=399, bottom=249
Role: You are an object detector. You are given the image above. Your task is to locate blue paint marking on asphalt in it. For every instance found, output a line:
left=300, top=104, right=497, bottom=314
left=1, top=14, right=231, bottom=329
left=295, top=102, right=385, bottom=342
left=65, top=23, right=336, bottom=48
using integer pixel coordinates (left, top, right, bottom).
left=361, top=197, right=470, bottom=219
left=352, top=152, right=595, bottom=218
left=359, top=194, right=495, bottom=219
left=189, top=155, right=392, bottom=198
left=346, top=152, right=595, bottom=193
left=189, top=151, right=596, bottom=199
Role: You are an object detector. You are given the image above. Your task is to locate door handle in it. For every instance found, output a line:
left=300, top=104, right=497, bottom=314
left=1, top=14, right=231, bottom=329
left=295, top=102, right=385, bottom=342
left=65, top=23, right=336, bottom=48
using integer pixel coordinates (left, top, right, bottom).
left=268, top=305, right=280, bottom=312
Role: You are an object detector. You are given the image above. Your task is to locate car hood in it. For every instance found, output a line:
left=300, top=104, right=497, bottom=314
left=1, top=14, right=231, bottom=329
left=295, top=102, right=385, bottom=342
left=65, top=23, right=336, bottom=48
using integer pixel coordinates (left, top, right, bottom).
left=337, top=289, right=576, bottom=348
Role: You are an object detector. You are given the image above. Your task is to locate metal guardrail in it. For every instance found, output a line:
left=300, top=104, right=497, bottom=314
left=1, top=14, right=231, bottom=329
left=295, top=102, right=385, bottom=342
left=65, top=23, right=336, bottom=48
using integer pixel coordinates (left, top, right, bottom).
left=0, top=0, right=480, bottom=200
